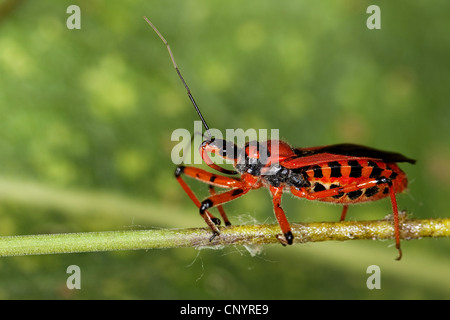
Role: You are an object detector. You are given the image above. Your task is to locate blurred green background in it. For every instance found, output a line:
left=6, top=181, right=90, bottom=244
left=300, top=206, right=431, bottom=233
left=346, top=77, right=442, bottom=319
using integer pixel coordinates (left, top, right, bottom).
left=0, top=0, right=449, bottom=299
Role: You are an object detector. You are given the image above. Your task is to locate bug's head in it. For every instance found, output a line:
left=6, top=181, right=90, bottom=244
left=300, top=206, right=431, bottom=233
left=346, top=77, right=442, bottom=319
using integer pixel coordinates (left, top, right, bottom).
left=201, top=138, right=239, bottom=161
left=200, top=138, right=240, bottom=174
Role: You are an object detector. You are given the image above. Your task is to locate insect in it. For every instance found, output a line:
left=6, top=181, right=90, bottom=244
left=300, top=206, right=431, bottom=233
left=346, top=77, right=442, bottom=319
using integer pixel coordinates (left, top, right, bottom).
left=144, top=17, right=416, bottom=260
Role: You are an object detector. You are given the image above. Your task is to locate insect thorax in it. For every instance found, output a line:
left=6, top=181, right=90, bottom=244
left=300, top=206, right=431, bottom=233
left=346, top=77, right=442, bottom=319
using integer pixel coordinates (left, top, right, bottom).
left=235, top=157, right=310, bottom=189
left=263, top=166, right=310, bottom=189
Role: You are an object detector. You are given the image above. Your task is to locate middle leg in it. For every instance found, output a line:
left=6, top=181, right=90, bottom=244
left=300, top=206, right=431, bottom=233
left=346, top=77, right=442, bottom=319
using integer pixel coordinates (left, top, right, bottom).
left=175, top=165, right=242, bottom=234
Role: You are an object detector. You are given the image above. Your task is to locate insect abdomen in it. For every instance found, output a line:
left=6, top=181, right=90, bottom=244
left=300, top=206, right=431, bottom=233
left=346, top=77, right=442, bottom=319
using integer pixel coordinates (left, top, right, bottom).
left=304, top=159, right=408, bottom=204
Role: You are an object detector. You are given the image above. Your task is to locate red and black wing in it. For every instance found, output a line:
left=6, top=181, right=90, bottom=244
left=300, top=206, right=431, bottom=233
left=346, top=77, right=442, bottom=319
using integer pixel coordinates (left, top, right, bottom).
left=282, top=143, right=416, bottom=169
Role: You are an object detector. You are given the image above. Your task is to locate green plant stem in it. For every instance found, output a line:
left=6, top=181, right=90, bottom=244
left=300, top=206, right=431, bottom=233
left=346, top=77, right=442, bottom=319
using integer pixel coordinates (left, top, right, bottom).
left=0, top=216, right=448, bottom=257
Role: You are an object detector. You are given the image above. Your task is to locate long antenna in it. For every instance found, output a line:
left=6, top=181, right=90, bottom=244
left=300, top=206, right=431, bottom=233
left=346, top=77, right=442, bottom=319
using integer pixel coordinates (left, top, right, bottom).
left=144, top=16, right=213, bottom=140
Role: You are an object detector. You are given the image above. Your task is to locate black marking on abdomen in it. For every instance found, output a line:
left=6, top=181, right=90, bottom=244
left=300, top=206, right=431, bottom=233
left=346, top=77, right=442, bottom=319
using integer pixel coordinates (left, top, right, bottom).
left=348, top=160, right=363, bottom=178
left=368, top=161, right=383, bottom=178
left=364, top=186, right=379, bottom=198
left=347, top=190, right=363, bottom=200
left=313, top=182, right=326, bottom=192
left=312, top=165, right=323, bottom=178
left=389, top=171, right=398, bottom=180
left=329, top=161, right=342, bottom=178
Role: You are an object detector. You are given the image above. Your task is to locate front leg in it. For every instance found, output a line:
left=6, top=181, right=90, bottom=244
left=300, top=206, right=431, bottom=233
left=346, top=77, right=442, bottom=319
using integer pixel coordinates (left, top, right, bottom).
left=199, top=186, right=251, bottom=221
left=197, top=173, right=262, bottom=241
left=175, top=165, right=243, bottom=237
left=208, top=185, right=231, bottom=226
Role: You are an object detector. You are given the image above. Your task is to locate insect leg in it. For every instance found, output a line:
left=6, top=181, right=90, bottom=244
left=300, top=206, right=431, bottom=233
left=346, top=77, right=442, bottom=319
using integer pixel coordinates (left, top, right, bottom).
left=340, top=205, right=349, bottom=222
left=199, top=186, right=252, bottom=240
left=175, top=165, right=242, bottom=236
left=385, top=179, right=402, bottom=261
left=175, top=167, right=221, bottom=233
left=301, top=180, right=380, bottom=200
left=176, top=165, right=242, bottom=189
left=269, top=186, right=294, bottom=245
left=208, top=185, right=231, bottom=226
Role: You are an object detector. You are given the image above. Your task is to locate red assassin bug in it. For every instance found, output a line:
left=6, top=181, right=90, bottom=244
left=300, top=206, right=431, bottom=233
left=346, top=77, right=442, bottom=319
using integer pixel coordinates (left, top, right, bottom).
left=144, top=17, right=416, bottom=260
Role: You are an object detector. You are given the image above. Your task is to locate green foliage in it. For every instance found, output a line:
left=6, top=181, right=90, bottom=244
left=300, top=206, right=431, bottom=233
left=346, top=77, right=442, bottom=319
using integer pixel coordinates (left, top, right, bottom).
left=0, top=0, right=449, bottom=299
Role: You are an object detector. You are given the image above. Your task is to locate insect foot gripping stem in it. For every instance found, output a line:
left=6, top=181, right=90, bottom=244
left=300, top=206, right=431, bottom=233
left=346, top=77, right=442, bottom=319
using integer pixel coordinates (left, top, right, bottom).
left=285, top=231, right=294, bottom=244
left=199, top=199, right=221, bottom=241
left=276, top=231, right=294, bottom=246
